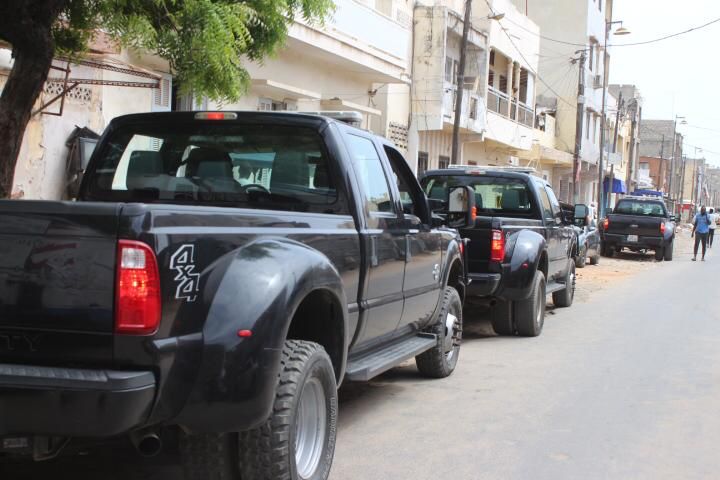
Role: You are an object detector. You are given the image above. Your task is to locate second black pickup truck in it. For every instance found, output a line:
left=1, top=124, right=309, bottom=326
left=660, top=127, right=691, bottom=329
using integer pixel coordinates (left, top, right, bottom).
left=421, top=167, right=580, bottom=338
left=600, top=196, right=676, bottom=261
left=0, top=111, right=470, bottom=479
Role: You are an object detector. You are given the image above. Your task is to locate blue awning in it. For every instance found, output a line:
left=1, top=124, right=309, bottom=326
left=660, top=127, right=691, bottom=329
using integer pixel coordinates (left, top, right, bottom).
left=632, top=189, right=663, bottom=197
left=603, top=178, right=627, bottom=194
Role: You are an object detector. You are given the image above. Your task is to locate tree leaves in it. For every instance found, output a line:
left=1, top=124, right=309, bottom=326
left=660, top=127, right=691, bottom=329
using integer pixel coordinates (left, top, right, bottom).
left=49, top=0, right=334, bottom=102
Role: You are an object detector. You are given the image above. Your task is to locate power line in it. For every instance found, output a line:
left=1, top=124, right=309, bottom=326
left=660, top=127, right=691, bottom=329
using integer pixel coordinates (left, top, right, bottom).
left=503, top=15, right=720, bottom=49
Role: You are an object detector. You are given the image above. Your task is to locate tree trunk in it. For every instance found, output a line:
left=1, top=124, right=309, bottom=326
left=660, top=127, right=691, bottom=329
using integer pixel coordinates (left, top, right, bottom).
left=0, top=0, right=66, bottom=198
left=0, top=48, right=55, bottom=198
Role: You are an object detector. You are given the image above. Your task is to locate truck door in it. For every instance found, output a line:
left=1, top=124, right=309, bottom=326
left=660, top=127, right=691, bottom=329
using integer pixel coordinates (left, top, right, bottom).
left=536, top=181, right=564, bottom=280
left=344, top=134, right=406, bottom=345
left=383, top=145, right=443, bottom=333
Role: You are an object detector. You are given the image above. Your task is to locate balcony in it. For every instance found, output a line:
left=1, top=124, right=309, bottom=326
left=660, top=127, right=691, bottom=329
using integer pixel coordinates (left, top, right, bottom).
left=487, top=87, right=534, bottom=128
left=288, top=0, right=411, bottom=82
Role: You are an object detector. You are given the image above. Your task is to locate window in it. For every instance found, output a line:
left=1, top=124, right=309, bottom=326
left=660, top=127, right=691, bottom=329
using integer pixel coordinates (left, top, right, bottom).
left=469, top=97, right=478, bottom=120
left=417, top=152, right=429, bottom=177
left=538, top=184, right=554, bottom=221
left=615, top=200, right=667, bottom=217
left=586, top=111, right=591, bottom=140
left=445, top=57, right=458, bottom=83
left=257, top=97, right=290, bottom=111
left=438, top=156, right=450, bottom=170
left=499, top=75, right=508, bottom=93
left=545, top=185, right=562, bottom=219
left=421, top=175, right=536, bottom=217
left=589, top=44, right=594, bottom=71
left=385, top=146, right=427, bottom=222
left=85, top=124, right=345, bottom=214
left=345, top=135, right=394, bottom=213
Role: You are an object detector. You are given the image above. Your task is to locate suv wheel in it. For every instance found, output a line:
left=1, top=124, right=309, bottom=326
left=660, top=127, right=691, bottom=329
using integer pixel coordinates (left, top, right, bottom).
left=514, top=271, right=546, bottom=337
left=181, top=340, right=338, bottom=480
left=552, top=261, right=575, bottom=308
left=416, top=286, right=463, bottom=378
left=575, top=246, right=587, bottom=268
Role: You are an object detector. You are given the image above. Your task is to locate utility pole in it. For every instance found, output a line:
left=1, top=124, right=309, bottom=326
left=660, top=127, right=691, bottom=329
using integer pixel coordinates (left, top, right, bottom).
left=668, top=119, right=677, bottom=213
left=451, top=0, right=472, bottom=165
left=572, top=51, right=586, bottom=203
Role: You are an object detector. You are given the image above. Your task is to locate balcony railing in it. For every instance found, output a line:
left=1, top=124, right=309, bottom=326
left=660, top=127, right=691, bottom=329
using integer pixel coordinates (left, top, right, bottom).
left=488, top=87, right=534, bottom=127
left=488, top=87, right=510, bottom=116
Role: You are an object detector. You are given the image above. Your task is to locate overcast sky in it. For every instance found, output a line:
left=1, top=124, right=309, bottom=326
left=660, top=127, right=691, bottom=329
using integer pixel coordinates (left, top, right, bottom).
left=610, top=0, right=720, bottom=166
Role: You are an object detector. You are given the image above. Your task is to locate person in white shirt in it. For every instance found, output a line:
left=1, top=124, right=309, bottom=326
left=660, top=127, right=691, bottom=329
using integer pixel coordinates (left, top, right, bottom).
left=709, top=207, right=717, bottom=248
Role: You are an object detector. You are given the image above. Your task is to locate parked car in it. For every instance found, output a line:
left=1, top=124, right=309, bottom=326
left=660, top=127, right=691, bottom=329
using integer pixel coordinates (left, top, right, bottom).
left=0, top=111, right=471, bottom=479
left=600, top=196, right=676, bottom=261
left=420, top=167, right=579, bottom=337
left=560, top=202, right=601, bottom=268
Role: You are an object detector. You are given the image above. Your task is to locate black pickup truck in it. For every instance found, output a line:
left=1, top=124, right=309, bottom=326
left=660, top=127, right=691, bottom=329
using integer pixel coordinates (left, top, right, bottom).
left=0, top=111, right=470, bottom=479
left=420, top=167, right=579, bottom=337
left=600, top=196, right=676, bottom=261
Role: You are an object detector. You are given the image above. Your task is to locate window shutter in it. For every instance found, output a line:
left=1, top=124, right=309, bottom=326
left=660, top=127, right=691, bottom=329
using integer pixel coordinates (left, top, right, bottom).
left=152, top=74, right=172, bottom=112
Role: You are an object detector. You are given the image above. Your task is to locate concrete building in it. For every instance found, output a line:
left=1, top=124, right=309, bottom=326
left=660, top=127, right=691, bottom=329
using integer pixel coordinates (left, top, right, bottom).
left=525, top=0, right=617, bottom=205
left=410, top=0, right=539, bottom=172
left=1, top=39, right=172, bottom=200
left=639, top=119, right=684, bottom=210
left=207, top=0, right=413, bottom=145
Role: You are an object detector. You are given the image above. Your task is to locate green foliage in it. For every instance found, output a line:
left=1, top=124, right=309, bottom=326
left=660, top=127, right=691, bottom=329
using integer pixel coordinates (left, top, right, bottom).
left=51, top=0, right=334, bottom=101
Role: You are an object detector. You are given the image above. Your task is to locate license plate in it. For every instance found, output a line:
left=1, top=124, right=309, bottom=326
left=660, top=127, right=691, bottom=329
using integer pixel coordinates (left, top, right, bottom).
left=627, top=235, right=638, bottom=243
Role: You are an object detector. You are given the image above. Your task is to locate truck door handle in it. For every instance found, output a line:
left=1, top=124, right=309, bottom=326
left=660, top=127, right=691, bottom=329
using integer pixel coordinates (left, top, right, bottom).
left=370, top=236, right=378, bottom=267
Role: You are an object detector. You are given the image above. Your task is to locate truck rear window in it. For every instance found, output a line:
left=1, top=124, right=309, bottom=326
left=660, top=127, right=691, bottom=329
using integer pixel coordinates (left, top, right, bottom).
left=614, top=200, right=667, bottom=217
left=422, top=175, right=535, bottom=216
left=83, top=123, right=344, bottom=213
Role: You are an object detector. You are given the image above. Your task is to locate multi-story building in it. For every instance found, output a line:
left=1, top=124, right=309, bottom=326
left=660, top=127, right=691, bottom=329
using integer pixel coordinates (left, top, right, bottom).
left=410, top=0, right=540, bottom=172
left=208, top=0, right=414, bottom=144
left=639, top=119, right=684, bottom=211
left=525, top=0, right=616, bottom=205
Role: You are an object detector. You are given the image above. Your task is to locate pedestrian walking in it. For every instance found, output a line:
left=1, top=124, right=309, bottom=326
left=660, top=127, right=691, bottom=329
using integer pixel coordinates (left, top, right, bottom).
left=708, top=207, right=717, bottom=248
left=691, top=206, right=712, bottom=261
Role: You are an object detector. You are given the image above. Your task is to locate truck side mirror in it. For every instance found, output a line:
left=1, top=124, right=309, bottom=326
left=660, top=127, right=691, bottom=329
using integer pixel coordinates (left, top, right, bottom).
left=447, top=186, right=476, bottom=228
left=574, top=204, right=589, bottom=227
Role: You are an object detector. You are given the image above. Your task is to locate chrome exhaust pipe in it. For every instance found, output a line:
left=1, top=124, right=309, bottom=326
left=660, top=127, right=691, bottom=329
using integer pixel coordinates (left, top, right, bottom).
left=130, top=431, right=162, bottom=457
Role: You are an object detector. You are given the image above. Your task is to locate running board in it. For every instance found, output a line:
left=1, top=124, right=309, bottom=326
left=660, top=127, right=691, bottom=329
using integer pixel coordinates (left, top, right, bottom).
left=546, top=281, right=566, bottom=294
left=346, top=333, right=437, bottom=382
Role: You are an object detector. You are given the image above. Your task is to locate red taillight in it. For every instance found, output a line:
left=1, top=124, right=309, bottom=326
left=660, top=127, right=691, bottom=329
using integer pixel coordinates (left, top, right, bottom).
left=603, top=218, right=609, bottom=231
left=490, top=229, right=505, bottom=262
left=115, top=240, right=161, bottom=335
left=660, top=222, right=666, bottom=234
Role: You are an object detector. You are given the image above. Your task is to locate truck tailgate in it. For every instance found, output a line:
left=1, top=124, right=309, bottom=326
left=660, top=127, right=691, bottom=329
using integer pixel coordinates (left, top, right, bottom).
left=0, top=201, right=120, bottom=363
left=606, top=214, right=663, bottom=237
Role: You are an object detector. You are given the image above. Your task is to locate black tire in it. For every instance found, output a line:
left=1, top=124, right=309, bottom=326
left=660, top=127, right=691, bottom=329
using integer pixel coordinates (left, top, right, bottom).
left=552, top=261, right=575, bottom=308
left=601, top=244, right=615, bottom=257
left=590, top=253, right=600, bottom=265
left=575, top=247, right=587, bottom=268
left=664, top=239, right=674, bottom=261
left=490, top=298, right=514, bottom=336
left=654, top=247, right=665, bottom=261
left=514, top=271, right=546, bottom=337
left=182, top=340, right=338, bottom=480
left=416, top=286, right=462, bottom=378
left=181, top=433, right=241, bottom=480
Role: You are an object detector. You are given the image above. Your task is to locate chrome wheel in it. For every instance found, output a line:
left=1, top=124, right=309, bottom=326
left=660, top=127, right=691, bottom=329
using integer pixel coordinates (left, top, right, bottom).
left=443, top=312, right=462, bottom=363
left=294, top=377, right=327, bottom=479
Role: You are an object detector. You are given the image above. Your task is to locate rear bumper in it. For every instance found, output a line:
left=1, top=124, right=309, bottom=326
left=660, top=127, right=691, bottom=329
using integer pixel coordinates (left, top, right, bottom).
left=466, top=272, right=501, bottom=297
left=603, top=233, right=664, bottom=249
left=0, top=364, right=155, bottom=437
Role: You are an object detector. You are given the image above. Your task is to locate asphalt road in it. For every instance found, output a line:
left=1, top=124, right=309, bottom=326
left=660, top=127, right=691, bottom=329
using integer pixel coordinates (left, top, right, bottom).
left=4, top=239, right=719, bottom=480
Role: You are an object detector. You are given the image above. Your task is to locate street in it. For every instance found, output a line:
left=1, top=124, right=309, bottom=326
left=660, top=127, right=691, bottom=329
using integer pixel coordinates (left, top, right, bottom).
left=4, top=232, right=719, bottom=480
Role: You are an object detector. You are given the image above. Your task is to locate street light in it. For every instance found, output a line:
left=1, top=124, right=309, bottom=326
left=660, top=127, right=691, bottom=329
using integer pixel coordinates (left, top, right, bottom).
left=597, top=21, right=630, bottom=219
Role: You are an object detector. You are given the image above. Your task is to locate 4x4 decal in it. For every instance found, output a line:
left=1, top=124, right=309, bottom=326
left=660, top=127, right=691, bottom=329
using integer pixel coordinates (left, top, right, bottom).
left=170, top=244, right=200, bottom=302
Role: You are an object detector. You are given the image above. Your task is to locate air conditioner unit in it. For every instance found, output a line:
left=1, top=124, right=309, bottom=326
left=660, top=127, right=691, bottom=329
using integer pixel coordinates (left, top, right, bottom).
left=593, top=75, right=603, bottom=89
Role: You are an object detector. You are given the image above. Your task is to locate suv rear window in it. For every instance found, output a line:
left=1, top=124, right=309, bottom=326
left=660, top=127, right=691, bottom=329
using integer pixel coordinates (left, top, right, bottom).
left=614, top=200, right=667, bottom=217
left=422, top=175, right=536, bottom=216
left=83, top=123, right=347, bottom=214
